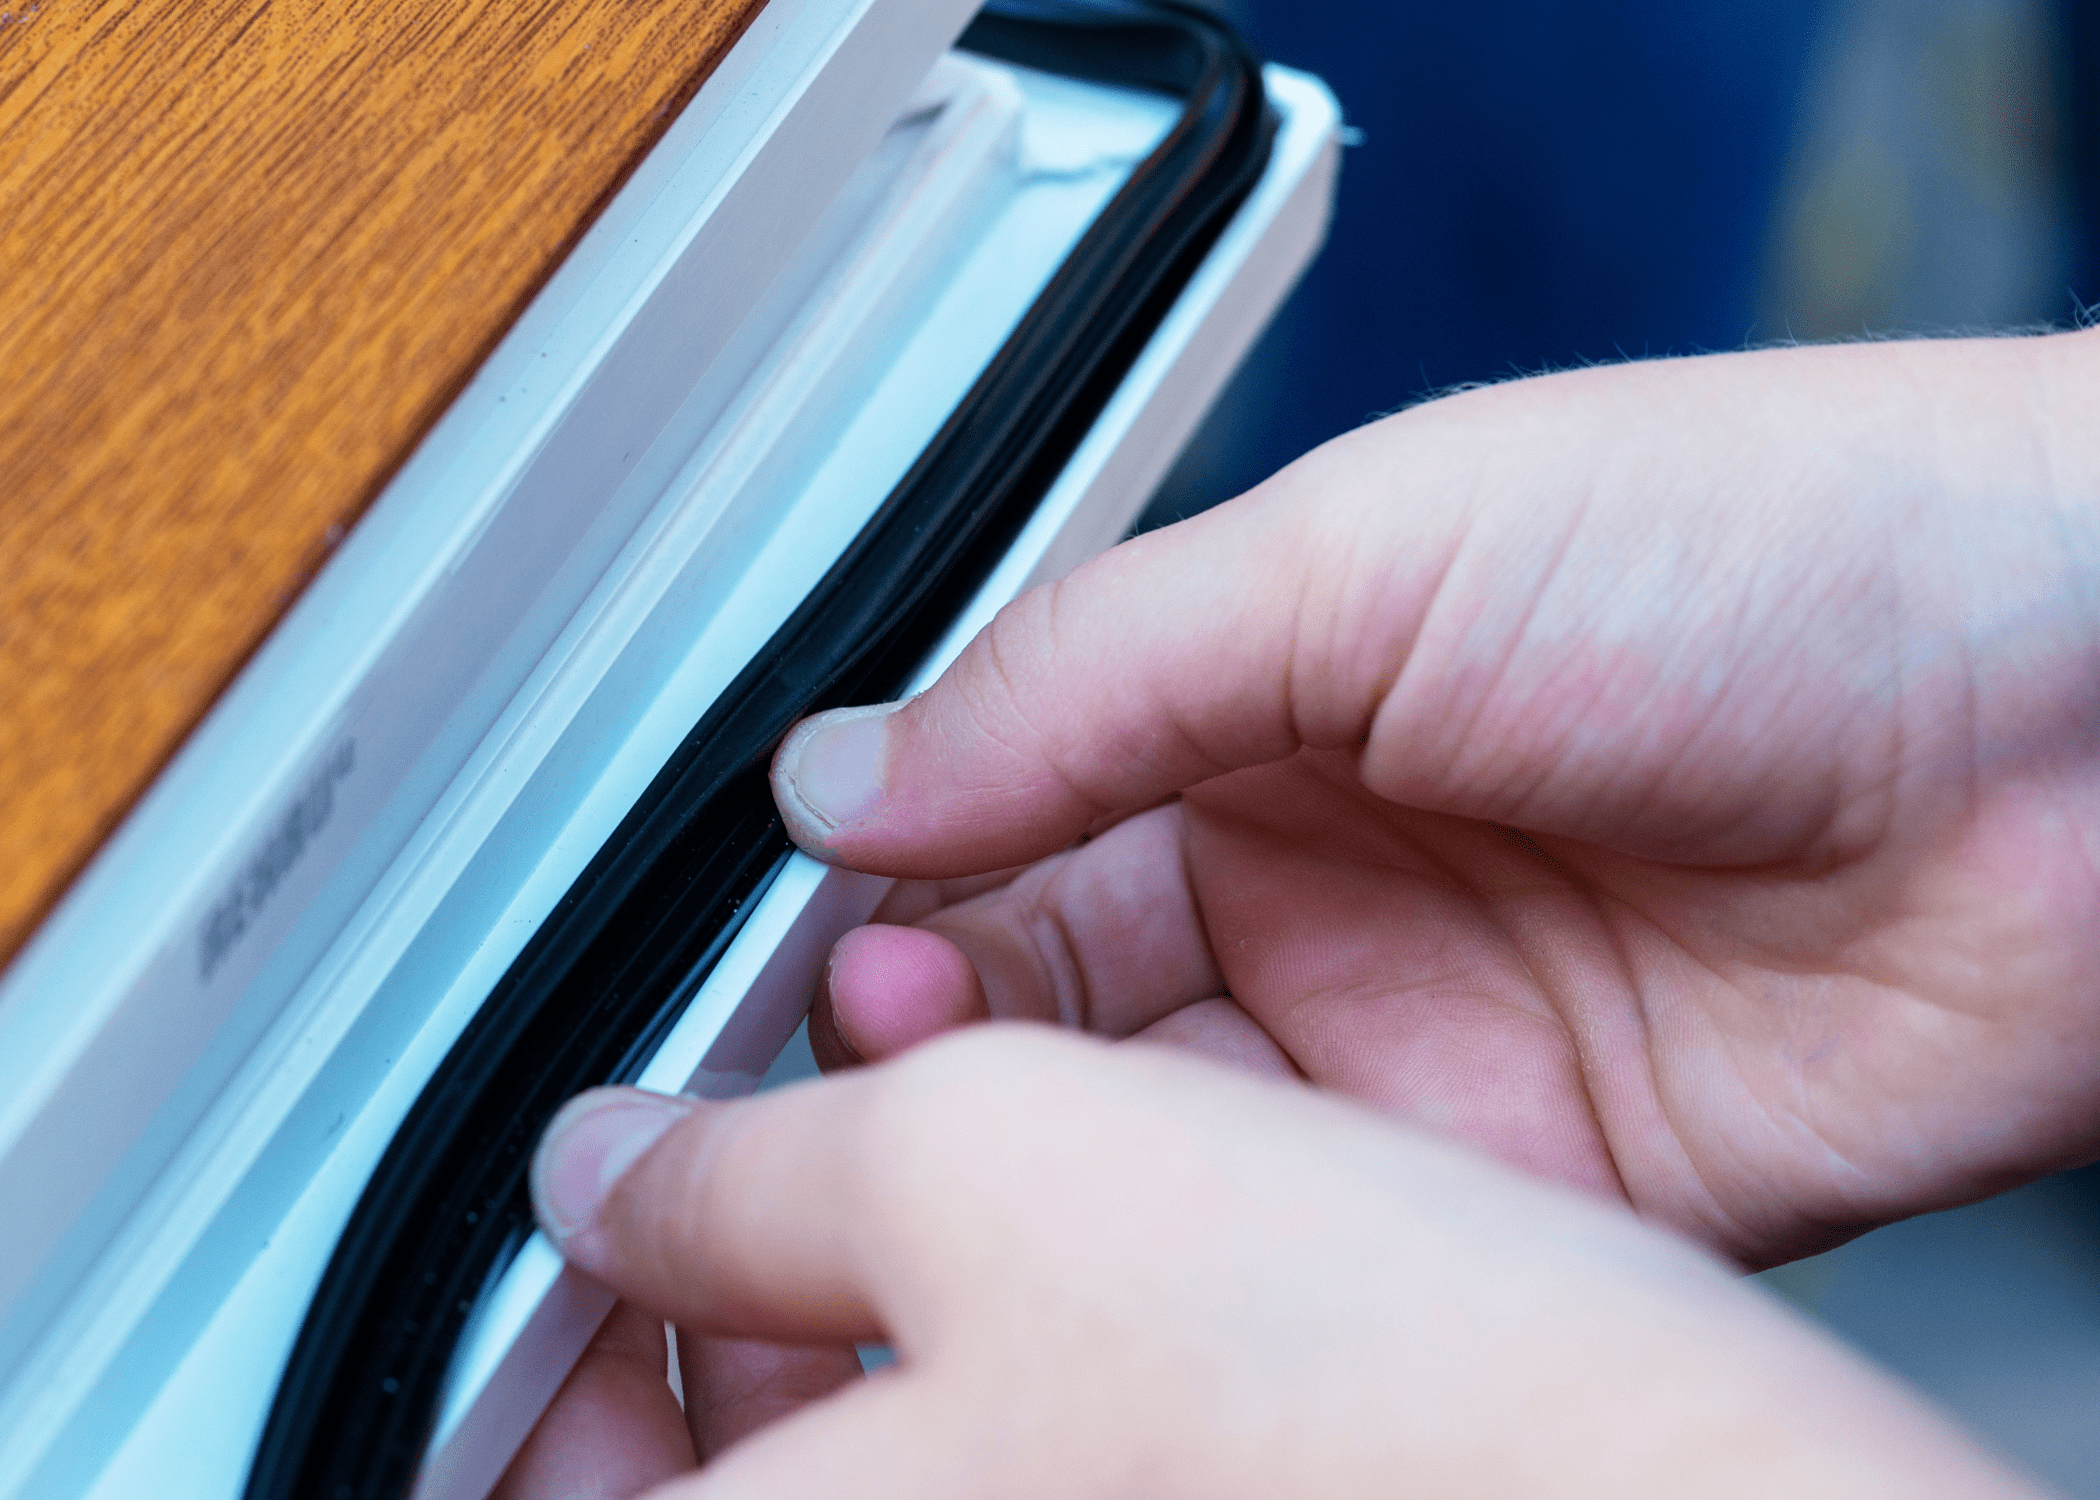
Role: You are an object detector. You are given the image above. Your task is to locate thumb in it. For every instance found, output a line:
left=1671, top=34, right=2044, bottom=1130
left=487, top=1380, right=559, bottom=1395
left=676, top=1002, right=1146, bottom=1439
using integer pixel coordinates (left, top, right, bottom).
left=769, top=444, right=1441, bottom=878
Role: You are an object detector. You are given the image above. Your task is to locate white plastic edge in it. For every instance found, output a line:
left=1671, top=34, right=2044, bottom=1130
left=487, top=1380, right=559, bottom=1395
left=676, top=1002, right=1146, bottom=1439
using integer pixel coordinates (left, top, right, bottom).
left=0, top=0, right=978, bottom=1366
left=20, top=58, right=1194, bottom=1500
left=418, top=63, right=1341, bottom=1500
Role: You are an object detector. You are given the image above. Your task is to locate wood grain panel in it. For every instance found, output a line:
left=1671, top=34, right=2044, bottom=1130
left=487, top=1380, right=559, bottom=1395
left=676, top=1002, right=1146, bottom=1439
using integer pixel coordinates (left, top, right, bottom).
left=0, top=0, right=770, bottom=967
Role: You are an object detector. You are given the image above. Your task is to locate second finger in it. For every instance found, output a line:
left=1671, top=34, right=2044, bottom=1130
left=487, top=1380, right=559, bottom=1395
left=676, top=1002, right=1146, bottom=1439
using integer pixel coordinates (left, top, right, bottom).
left=830, top=803, right=1223, bottom=1055
left=677, top=1332, right=867, bottom=1461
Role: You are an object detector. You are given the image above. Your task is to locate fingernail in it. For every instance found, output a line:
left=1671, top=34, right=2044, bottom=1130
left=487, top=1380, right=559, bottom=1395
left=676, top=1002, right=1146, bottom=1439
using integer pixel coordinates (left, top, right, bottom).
left=531, top=1088, right=695, bottom=1242
left=814, top=953, right=866, bottom=1069
left=773, top=704, right=896, bottom=842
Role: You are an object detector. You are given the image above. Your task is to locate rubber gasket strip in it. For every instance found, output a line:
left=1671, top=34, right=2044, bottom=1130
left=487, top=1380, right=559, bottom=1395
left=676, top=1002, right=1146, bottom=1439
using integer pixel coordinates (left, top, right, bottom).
left=245, top=5, right=1273, bottom=1496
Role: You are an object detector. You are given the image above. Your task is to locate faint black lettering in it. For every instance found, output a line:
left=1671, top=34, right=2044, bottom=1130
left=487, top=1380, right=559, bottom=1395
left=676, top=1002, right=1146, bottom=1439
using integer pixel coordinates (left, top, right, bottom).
left=199, top=738, right=357, bottom=981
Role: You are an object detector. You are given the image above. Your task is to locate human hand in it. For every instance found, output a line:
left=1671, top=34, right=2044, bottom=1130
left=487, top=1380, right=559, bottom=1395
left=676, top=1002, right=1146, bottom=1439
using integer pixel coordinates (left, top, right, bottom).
left=772, top=330, right=2100, bottom=1267
left=494, top=1028, right=2042, bottom=1499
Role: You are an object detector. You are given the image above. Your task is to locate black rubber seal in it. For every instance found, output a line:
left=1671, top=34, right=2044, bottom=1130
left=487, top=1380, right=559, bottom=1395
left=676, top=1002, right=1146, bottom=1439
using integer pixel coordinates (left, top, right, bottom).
left=245, top=5, right=1272, bottom=1497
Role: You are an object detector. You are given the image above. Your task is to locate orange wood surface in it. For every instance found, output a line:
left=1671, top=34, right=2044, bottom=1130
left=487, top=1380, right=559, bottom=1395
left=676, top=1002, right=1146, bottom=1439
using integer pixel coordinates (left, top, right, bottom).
left=0, top=0, right=771, bottom=969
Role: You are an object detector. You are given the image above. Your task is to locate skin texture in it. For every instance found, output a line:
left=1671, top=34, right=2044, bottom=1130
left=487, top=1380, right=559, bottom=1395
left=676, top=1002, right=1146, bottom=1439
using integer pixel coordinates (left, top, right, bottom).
left=500, top=329, right=2100, bottom=1497
left=511, top=1033, right=2044, bottom=1499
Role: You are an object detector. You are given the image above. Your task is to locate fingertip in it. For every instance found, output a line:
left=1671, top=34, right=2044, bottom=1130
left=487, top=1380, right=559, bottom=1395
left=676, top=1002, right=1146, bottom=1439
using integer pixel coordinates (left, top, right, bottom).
left=530, top=1087, right=700, bottom=1251
left=823, top=924, right=987, bottom=1063
left=807, top=970, right=866, bottom=1073
left=771, top=704, right=899, bottom=855
left=530, top=1079, right=888, bottom=1344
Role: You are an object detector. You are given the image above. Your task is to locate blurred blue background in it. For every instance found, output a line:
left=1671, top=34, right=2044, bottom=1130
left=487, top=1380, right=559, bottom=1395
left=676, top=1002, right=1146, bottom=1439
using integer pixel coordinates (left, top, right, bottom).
left=1134, top=1, right=2100, bottom=1492
left=1146, top=0, right=2097, bottom=519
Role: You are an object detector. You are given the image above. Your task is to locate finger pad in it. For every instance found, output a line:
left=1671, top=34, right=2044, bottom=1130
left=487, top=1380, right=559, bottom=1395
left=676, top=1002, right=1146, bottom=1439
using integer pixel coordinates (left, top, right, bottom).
left=828, top=924, right=987, bottom=1060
